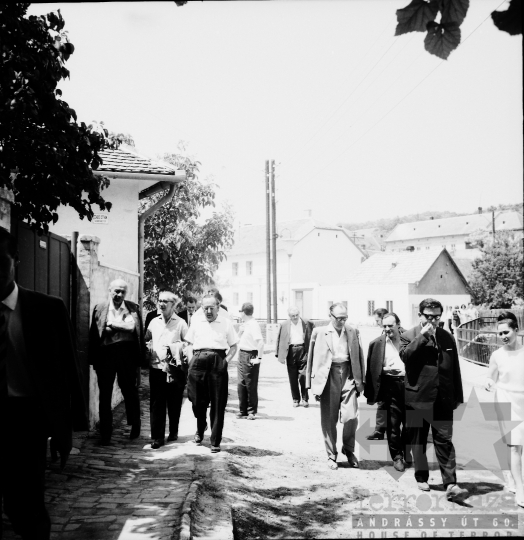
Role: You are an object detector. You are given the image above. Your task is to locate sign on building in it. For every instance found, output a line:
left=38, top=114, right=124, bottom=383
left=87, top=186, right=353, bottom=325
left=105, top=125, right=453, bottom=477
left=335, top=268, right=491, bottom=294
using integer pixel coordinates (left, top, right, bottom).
left=92, top=213, right=109, bottom=224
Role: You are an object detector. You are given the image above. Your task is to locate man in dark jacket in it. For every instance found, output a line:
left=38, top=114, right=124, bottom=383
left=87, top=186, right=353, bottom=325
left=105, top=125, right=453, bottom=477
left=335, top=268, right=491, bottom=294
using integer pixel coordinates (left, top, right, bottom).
left=365, top=312, right=407, bottom=471
left=400, top=298, right=467, bottom=501
left=0, top=227, right=87, bottom=540
left=89, top=279, right=145, bottom=444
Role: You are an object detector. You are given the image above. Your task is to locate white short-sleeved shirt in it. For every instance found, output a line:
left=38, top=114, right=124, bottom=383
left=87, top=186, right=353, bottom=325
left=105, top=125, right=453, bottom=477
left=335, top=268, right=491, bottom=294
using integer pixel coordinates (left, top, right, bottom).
left=239, top=318, right=263, bottom=351
left=383, top=337, right=405, bottom=376
left=185, top=312, right=239, bottom=350
left=146, top=313, right=188, bottom=369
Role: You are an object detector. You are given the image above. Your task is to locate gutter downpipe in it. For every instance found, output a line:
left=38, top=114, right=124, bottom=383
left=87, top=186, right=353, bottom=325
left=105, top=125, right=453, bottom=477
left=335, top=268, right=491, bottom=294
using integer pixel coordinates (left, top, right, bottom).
left=138, top=184, right=177, bottom=314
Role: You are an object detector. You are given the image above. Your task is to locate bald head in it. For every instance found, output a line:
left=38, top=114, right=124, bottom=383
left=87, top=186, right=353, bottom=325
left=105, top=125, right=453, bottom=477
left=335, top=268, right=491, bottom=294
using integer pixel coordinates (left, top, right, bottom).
left=109, top=279, right=128, bottom=308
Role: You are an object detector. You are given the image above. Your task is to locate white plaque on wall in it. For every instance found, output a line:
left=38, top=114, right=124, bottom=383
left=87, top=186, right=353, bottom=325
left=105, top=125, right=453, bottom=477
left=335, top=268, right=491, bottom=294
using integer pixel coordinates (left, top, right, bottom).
left=92, top=213, right=109, bottom=224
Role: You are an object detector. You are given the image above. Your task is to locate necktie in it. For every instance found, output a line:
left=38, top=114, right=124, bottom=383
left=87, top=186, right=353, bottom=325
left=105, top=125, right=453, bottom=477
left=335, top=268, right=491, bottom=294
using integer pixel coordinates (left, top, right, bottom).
left=0, top=308, right=7, bottom=396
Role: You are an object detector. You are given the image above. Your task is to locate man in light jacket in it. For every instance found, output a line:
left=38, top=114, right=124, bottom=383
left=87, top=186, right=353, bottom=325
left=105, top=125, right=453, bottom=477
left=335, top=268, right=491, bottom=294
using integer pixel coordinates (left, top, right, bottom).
left=306, top=303, right=365, bottom=470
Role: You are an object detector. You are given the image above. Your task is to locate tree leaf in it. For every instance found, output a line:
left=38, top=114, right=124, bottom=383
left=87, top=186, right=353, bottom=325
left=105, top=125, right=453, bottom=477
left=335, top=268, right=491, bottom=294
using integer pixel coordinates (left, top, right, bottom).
left=439, top=0, right=469, bottom=27
left=491, top=0, right=522, bottom=36
left=424, top=21, right=461, bottom=59
left=395, top=0, right=439, bottom=36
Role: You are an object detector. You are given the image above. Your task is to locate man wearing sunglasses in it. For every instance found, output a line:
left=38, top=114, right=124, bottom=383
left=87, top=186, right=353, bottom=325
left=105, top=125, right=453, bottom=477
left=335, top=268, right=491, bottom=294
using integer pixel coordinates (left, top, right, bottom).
left=306, top=303, right=365, bottom=470
left=400, top=298, right=467, bottom=501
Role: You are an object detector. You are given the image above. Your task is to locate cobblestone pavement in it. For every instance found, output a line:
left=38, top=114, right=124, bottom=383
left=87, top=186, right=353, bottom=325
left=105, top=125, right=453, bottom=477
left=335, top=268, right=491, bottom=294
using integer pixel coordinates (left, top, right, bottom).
left=1, top=370, right=225, bottom=540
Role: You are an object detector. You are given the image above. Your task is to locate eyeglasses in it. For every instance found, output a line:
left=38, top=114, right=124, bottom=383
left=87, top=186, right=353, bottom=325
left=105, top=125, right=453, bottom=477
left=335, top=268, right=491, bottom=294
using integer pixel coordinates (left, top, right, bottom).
left=158, top=300, right=173, bottom=304
left=421, top=313, right=441, bottom=321
left=331, top=314, right=348, bottom=323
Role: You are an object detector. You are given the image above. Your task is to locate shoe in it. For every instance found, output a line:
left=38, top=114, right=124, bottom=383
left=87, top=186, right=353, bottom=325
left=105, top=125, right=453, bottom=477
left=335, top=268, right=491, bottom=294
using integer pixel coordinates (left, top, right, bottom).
left=236, top=413, right=247, bottom=419
left=446, top=484, right=468, bottom=502
left=417, top=481, right=430, bottom=491
left=300, top=400, right=309, bottom=408
left=194, top=432, right=203, bottom=445
left=129, top=424, right=141, bottom=440
left=393, top=458, right=405, bottom=472
left=366, top=430, right=385, bottom=440
left=151, top=439, right=165, bottom=449
left=293, top=401, right=299, bottom=408
left=211, top=446, right=221, bottom=453
left=327, top=458, right=338, bottom=470
left=247, top=414, right=256, bottom=420
left=167, top=433, right=178, bottom=442
left=342, top=448, right=359, bottom=468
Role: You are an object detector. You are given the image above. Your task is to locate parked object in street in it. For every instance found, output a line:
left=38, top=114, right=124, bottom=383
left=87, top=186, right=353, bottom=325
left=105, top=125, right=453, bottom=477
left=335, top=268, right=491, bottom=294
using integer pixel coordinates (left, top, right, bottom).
left=306, top=302, right=365, bottom=470
left=89, top=278, right=145, bottom=446
left=145, top=291, right=188, bottom=449
left=275, top=307, right=315, bottom=407
left=0, top=227, right=88, bottom=540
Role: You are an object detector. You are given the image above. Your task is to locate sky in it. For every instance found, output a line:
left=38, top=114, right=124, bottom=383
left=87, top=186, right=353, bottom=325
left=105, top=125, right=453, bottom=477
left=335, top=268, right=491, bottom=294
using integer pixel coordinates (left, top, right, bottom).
left=29, top=1, right=523, bottom=229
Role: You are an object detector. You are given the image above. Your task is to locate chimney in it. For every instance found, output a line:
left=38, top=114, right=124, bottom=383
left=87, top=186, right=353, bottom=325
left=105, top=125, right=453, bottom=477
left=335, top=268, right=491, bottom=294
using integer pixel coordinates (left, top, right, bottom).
left=478, top=207, right=482, bottom=214
left=305, top=209, right=312, bottom=218
left=430, top=217, right=434, bottom=220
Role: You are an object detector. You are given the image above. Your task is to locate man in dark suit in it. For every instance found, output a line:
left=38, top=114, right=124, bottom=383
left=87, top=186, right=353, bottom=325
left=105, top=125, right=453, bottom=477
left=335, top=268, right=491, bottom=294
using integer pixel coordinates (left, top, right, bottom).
left=177, top=293, right=198, bottom=326
left=400, top=298, right=467, bottom=501
left=276, top=307, right=315, bottom=407
left=89, top=279, right=145, bottom=445
left=365, top=312, right=407, bottom=471
left=0, top=227, right=87, bottom=540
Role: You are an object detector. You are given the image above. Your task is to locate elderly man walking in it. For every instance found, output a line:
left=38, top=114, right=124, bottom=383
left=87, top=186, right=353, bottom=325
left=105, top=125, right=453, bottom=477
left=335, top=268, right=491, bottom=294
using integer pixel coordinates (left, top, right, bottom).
left=145, top=291, right=188, bottom=449
left=236, top=302, right=264, bottom=420
left=89, top=279, right=145, bottom=445
left=306, top=303, right=365, bottom=470
left=185, top=293, right=239, bottom=453
left=276, top=307, right=315, bottom=407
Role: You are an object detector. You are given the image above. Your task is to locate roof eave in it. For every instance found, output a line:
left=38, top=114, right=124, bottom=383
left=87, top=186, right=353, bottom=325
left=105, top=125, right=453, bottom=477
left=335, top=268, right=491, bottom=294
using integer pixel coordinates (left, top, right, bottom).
left=93, top=169, right=187, bottom=183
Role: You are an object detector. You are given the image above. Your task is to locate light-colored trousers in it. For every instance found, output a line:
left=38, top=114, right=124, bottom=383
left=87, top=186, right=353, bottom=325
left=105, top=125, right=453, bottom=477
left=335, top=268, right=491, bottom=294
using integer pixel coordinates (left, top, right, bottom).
left=320, top=362, right=358, bottom=460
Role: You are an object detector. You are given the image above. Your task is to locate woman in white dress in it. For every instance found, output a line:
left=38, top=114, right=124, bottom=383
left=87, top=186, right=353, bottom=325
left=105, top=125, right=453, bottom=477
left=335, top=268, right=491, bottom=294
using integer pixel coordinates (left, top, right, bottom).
left=485, top=311, right=524, bottom=506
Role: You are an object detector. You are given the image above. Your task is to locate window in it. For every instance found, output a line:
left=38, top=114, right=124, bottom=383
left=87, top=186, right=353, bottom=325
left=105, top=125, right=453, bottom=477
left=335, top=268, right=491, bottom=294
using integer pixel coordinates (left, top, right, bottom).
left=247, top=292, right=253, bottom=302
left=451, top=244, right=455, bottom=248
left=246, top=261, right=253, bottom=275
left=367, top=301, right=375, bottom=316
left=232, top=262, right=238, bottom=276
left=233, top=292, right=239, bottom=305
left=386, top=301, right=393, bottom=313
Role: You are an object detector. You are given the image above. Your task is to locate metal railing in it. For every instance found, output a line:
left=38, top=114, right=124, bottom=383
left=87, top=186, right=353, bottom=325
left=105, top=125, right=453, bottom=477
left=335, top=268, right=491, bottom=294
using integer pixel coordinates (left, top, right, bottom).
left=456, top=317, right=524, bottom=366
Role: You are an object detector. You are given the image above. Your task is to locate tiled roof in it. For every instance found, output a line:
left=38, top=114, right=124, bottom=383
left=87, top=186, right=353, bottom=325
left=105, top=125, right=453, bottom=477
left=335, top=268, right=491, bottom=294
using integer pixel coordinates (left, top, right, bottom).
left=385, top=212, right=523, bottom=243
left=228, top=218, right=352, bottom=256
left=97, top=146, right=179, bottom=175
left=454, top=258, right=474, bottom=282
left=343, top=249, right=454, bottom=285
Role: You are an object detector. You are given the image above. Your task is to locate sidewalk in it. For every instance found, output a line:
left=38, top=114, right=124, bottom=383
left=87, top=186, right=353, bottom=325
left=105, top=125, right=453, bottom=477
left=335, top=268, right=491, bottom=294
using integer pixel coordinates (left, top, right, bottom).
left=1, top=371, right=227, bottom=540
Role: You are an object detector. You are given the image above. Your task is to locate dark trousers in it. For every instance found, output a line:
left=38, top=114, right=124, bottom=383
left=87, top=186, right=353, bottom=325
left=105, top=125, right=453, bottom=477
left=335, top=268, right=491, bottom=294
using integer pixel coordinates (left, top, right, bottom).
left=0, top=398, right=50, bottom=540
left=375, top=400, right=387, bottom=433
left=187, top=350, right=228, bottom=447
left=406, top=400, right=457, bottom=486
left=96, top=342, right=141, bottom=440
left=286, top=345, right=308, bottom=402
left=378, top=376, right=406, bottom=461
left=237, top=350, right=260, bottom=415
left=149, top=366, right=186, bottom=441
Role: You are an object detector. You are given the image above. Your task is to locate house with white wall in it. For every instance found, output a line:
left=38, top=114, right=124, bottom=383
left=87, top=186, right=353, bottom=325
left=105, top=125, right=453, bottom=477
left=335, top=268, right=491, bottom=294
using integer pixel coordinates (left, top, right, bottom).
left=338, top=249, right=471, bottom=328
left=384, top=210, right=523, bottom=260
left=213, top=218, right=366, bottom=320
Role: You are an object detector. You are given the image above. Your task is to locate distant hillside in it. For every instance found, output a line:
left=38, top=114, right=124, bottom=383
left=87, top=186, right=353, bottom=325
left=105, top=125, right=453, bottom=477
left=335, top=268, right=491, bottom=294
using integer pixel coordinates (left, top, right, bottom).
left=338, top=203, right=523, bottom=235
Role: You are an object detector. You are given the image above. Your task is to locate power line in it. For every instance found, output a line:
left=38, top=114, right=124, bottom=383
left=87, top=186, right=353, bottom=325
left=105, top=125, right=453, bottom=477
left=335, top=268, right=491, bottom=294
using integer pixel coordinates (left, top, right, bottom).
left=296, top=0, right=510, bottom=190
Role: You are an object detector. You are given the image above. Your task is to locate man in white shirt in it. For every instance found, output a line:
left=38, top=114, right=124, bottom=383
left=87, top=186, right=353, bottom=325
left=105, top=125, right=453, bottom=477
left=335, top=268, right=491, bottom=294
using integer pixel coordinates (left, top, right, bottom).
left=145, top=291, right=188, bottom=449
left=193, top=288, right=231, bottom=321
left=275, top=307, right=315, bottom=407
left=185, top=294, right=239, bottom=453
left=236, top=302, right=264, bottom=420
left=365, top=313, right=408, bottom=472
left=306, top=303, right=365, bottom=470
left=89, top=279, right=145, bottom=445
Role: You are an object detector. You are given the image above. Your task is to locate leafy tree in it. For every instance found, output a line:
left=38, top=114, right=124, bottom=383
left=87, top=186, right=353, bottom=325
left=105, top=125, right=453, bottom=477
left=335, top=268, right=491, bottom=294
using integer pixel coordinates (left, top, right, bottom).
left=141, top=151, right=235, bottom=309
left=469, top=231, right=523, bottom=308
left=0, top=4, right=113, bottom=233
left=395, top=0, right=522, bottom=60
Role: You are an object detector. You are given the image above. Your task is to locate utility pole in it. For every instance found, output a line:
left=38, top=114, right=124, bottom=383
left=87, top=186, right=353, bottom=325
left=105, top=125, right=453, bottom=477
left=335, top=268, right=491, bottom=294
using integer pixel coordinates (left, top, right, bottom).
left=492, top=210, right=496, bottom=236
left=271, top=160, right=278, bottom=324
left=265, top=161, right=271, bottom=323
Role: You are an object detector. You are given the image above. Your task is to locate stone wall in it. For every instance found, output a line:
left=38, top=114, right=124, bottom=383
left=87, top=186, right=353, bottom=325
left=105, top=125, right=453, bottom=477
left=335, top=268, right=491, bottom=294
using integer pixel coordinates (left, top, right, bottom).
left=75, top=235, right=140, bottom=429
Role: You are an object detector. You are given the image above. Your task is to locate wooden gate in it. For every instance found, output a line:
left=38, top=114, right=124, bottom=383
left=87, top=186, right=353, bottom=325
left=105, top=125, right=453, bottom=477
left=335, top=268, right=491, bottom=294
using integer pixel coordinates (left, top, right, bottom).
left=14, top=221, right=71, bottom=311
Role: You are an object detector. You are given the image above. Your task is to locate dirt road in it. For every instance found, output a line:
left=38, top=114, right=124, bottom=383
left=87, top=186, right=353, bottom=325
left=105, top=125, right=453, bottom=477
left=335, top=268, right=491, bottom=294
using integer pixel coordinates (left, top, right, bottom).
left=203, top=326, right=522, bottom=539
